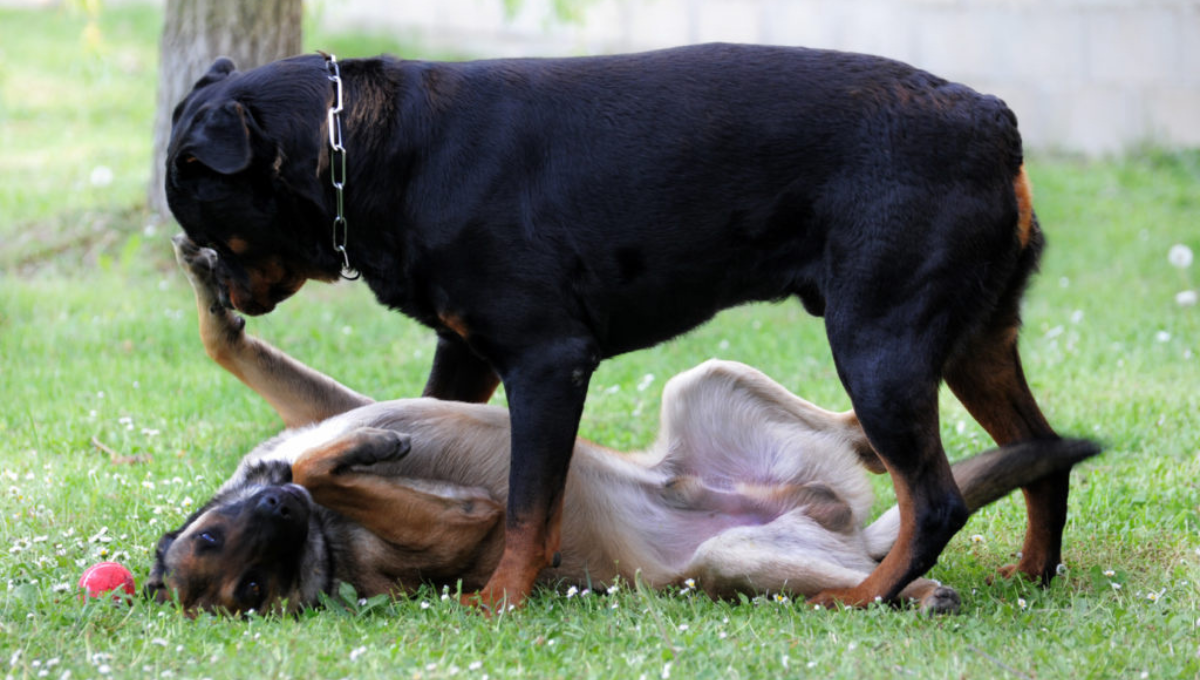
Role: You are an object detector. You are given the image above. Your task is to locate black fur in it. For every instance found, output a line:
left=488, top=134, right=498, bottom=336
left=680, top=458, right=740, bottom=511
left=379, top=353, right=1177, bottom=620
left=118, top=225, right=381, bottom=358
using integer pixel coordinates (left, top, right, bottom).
left=165, top=44, right=1066, bottom=602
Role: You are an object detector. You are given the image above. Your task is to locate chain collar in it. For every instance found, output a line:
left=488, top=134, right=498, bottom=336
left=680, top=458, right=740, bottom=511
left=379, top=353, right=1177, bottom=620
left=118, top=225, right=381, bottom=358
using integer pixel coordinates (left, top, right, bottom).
left=324, top=53, right=360, bottom=281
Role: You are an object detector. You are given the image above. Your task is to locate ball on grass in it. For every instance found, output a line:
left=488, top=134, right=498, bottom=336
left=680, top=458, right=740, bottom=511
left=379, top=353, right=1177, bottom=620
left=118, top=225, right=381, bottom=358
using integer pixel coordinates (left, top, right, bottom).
left=78, top=561, right=136, bottom=601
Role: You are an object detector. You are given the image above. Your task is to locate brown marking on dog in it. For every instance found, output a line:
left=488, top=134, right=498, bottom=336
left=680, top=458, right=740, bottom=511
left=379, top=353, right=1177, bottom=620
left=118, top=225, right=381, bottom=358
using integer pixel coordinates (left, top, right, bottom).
left=438, top=312, right=471, bottom=340
left=467, top=521, right=552, bottom=612
left=227, top=236, right=251, bottom=255
left=1014, top=165, right=1034, bottom=249
left=228, top=256, right=338, bottom=316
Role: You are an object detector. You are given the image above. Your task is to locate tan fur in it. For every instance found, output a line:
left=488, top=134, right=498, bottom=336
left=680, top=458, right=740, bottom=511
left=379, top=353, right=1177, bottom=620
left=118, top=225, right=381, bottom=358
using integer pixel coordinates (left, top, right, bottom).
left=1014, top=164, right=1035, bottom=249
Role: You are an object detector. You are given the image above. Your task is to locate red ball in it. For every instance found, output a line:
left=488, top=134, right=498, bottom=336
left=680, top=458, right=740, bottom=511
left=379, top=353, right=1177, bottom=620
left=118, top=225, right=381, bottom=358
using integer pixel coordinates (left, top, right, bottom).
left=78, top=561, right=136, bottom=601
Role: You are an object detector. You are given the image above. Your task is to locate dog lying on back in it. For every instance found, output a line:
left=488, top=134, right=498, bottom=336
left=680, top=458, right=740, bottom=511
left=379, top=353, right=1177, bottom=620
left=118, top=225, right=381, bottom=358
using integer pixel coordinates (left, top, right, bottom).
left=146, top=237, right=1098, bottom=614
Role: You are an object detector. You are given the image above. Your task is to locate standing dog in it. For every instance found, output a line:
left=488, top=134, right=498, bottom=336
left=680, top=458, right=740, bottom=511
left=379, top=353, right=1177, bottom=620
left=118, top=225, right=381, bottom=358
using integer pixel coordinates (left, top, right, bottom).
left=165, top=44, right=1080, bottom=609
left=146, top=237, right=1098, bottom=615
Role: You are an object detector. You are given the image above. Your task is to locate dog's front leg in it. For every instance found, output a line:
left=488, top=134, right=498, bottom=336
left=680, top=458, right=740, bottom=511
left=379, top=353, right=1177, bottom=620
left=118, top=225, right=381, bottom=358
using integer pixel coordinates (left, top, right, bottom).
left=172, top=234, right=373, bottom=428
left=422, top=332, right=501, bottom=403
left=467, top=340, right=596, bottom=612
left=293, top=427, right=504, bottom=559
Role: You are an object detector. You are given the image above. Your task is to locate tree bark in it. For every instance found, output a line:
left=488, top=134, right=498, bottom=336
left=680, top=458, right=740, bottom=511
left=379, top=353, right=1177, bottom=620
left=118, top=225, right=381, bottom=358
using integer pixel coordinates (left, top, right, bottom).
left=149, top=0, right=302, bottom=217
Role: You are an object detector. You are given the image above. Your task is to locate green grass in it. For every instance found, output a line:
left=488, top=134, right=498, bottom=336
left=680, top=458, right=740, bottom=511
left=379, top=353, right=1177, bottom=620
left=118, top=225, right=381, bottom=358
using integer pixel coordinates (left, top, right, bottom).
left=2, top=4, right=1199, bottom=678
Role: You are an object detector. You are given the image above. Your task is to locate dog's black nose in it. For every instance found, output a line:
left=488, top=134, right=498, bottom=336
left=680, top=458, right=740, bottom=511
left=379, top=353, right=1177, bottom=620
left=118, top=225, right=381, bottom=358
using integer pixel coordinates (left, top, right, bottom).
left=256, top=489, right=292, bottom=518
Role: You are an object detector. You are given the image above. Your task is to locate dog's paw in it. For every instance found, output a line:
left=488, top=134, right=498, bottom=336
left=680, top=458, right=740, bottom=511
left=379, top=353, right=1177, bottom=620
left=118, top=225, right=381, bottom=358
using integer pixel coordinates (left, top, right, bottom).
left=172, top=234, right=245, bottom=335
left=918, top=585, right=961, bottom=615
left=172, top=234, right=219, bottom=285
left=340, top=428, right=413, bottom=468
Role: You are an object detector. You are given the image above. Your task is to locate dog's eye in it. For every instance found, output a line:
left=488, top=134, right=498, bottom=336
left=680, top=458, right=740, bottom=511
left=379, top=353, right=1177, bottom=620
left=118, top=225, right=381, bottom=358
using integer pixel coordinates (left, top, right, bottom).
left=196, top=531, right=221, bottom=549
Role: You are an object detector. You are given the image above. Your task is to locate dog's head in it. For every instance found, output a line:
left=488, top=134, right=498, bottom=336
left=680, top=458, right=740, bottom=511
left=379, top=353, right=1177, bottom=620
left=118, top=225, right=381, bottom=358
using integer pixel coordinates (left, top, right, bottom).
left=165, top=56, right=342, bottom=315
left=145, top=461, right=331, bottom=615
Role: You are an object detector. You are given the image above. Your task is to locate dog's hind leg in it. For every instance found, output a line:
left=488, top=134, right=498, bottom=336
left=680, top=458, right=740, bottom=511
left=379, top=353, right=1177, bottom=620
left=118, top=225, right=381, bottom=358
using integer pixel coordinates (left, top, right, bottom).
left=808, top=238, right=982, bottom=607
left=172, top=235, right=373, bottom=428
left=944, top=305, right=1067, bottom=584
left=940, top=196, right=1077, bottom=585
left=808, top=348, right=968, bottom=609
left=683, top=515, right=961, bottom=614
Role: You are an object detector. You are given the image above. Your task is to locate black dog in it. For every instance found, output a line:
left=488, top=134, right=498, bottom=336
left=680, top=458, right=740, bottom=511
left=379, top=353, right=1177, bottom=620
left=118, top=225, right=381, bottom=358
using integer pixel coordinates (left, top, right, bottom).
left=165, top=43, right=1079, bottom=610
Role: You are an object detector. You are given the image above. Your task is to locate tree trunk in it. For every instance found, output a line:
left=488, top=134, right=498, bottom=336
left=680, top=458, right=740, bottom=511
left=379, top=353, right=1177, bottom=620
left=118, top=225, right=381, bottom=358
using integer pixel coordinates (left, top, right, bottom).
left=149, top=0, right=302, bottom=218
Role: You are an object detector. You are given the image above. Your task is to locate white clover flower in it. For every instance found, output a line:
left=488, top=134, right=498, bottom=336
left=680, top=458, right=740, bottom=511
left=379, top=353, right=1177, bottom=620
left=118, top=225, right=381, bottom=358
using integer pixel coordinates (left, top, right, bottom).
left=90, top=166, right=114, bottom=187
left=1176, top=290, right=1197, bottom=307
left=349, top=646, right=368, bottom=662
left=469, top=661, right=483, bottom=671
left=970, top=534, right=985, bottom=544
left=566, top=585, right=578, bottom=598
left=1155, top=331, right=1171, bottom=343
left=420, top=601, right=431, bottom=610
left=1168, top=244, right=1194, bottom=269
left=1017, top=598, right=1027, bottom=609
left=1104, top=569, right=1116, bottom=577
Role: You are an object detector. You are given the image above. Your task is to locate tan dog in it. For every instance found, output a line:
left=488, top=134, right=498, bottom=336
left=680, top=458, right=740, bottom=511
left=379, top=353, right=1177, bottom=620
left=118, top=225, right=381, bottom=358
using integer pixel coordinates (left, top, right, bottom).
left=146, top=237, right=1097, bottom=615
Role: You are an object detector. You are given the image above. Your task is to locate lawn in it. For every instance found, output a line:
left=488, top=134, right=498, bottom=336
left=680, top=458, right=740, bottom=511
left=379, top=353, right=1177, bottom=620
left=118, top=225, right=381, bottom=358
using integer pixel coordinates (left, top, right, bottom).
left=1, top=4, right=1198, bottom=679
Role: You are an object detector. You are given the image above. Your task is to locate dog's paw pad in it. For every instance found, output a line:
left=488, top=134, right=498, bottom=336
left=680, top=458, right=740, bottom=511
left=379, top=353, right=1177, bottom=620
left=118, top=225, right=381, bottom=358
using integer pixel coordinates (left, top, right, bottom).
left=172, top=235, right=220, bottom=281
left=345, top=429, right=412, bottom=466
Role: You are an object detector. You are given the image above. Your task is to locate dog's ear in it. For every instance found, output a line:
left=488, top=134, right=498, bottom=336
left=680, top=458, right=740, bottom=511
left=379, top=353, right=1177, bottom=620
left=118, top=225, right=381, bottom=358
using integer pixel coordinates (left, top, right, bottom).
left=194, top=57, right=237, bottom=90
left=179, top=101, right=254, bottom=175
left=172, top=59, right=238, bottom=126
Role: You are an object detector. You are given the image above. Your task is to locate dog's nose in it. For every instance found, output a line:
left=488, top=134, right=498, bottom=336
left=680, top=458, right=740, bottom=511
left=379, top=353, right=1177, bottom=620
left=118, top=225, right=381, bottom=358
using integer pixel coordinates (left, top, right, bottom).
left=256, top=489, right=292, bottom=518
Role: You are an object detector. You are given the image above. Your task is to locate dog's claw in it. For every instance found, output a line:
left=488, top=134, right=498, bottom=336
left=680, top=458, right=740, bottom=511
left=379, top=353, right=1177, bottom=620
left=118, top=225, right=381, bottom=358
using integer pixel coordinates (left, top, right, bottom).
left=918, top=585, right=961, bottom=615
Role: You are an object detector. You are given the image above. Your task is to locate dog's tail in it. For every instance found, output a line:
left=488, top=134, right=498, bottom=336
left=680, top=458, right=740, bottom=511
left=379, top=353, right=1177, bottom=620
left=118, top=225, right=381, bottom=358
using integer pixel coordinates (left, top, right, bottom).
left=862, top=438, right=1100, bottom=560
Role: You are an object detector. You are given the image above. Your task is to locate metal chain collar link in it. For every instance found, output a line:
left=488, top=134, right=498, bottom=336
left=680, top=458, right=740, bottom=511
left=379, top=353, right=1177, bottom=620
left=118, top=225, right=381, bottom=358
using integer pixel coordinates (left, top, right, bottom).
left=325, top=54, right=360, bottom=281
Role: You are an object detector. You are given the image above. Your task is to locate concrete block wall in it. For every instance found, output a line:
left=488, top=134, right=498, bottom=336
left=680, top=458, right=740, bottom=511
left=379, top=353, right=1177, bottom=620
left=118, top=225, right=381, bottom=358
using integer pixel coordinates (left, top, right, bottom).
left=323, top=0, right=1200, bottom=155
